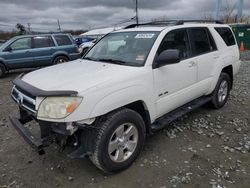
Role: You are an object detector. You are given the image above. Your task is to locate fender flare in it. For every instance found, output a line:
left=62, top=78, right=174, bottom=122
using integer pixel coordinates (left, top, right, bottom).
left=89, top=85, right=153, bottom=121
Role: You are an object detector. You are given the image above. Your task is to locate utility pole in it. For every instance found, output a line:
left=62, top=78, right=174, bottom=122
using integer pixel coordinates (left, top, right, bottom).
left=27, top=23, right=31, bottom=34
left=57, top=19, right=61, bottom=32
left=215, top=0, right=222, bottom=20
left=237, top=0, right=243, bottom=22
left=135, top=0, right=139, bottom=25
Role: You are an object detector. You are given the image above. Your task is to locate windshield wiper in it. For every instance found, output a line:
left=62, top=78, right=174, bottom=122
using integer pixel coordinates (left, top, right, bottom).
left=98, top=58, right=127, bottom=65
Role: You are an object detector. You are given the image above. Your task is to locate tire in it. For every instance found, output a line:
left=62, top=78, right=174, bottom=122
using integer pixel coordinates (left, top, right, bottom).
left=90, top=108, right=146, bottom=173
left=210, top=73, right=231, bottom=109
left=0, top=63, right=6, bottom=78
left=53, top=56, right=69, bottom=64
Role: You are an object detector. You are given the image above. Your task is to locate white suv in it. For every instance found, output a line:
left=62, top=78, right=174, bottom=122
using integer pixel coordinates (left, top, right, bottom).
left=10, top=20, right=241, bottom=173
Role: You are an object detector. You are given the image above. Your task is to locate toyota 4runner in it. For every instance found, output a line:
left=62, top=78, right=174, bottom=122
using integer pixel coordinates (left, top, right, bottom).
left=9, top=20, right=241, bottom=173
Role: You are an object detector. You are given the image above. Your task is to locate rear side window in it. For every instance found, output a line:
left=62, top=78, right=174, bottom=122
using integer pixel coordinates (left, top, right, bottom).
left=33, top=36, right=54, bottom=48
left=215, top=27, right=236, bottom=46
left=190, top=28, right=216, bottom=55
left=54, top=35, right=72, bottom=46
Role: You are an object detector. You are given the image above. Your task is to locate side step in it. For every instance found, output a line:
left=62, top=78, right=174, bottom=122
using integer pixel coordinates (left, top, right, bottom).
left=151, top=96, right=211, bottom=131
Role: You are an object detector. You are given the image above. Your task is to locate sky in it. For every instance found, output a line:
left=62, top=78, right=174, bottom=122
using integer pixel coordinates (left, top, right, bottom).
left=0, top=0, right=249, bottom=32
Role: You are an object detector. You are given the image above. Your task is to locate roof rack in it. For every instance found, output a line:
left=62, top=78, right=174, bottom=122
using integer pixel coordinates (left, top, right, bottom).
left=177, top=19, right=223, bottom=24
left=125, top=19, right=223, bottom=29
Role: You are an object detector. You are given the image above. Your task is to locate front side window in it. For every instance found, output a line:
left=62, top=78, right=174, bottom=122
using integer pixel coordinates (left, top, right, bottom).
left=84, top=31, right=160, bottom=66
left=34, top=36, right=54, bottom=48
left=10, top=38, right=31, bottom=50
left=54, top=35, right=72, bottom=46
left=157, top=29, right=191, bottom=60
left=190, top=28, right=212, bottom=55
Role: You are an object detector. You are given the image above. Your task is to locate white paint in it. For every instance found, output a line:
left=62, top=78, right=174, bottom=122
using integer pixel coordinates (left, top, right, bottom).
left=17, top=23, right=241, bottom=124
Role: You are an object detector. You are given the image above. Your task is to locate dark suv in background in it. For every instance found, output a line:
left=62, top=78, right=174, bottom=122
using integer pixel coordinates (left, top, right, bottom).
left=0, top=33, right=80, bottom=77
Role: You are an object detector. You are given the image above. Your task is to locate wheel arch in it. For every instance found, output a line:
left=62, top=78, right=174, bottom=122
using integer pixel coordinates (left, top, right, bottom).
left=0, top=60, right=8, bottom=71
left=52, top=52, right=70, bottom=62
left=124, top=100, right=152, bottom=134
left=221, top=65, right=233, bottom=89
left=207, top=64, right=234, bottom=94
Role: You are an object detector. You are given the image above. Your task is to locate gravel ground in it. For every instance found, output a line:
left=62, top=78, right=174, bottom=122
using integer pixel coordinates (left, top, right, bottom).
left=0, top=61, right=249, bottom=188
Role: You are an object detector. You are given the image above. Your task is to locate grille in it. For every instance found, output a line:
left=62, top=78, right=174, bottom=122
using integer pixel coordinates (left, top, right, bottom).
left=11, top=86, right=36, bottom=114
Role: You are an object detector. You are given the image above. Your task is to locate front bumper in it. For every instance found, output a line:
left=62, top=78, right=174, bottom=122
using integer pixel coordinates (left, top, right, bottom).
left=9, top=108, right=95, bottom=158
left=9, top=116, right=45, bottom=155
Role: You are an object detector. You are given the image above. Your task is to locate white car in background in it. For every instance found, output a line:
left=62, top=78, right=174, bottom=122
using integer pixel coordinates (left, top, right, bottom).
left=79, top=27, right=123, bottom=56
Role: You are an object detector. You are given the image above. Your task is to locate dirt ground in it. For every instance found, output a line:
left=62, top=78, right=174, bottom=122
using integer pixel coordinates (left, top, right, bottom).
left=0, top=61, right=249, bottom=188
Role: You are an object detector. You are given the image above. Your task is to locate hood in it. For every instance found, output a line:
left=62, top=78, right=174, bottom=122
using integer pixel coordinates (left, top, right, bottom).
left=22, top=59, right=139, bottom=94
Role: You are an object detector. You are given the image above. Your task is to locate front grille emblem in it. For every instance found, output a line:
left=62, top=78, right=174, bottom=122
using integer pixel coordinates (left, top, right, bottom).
left=16, top=93, right=23, bottom=105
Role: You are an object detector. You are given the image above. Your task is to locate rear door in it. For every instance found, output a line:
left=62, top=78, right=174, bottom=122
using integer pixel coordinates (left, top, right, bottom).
left=33, top=36, right=56, bottom=66
left=188, top=27, right=218, bottom=94
left=2, top=37, right=34, bottom=69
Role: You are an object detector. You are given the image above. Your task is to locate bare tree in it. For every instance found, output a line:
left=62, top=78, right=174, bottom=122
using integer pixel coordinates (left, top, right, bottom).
left=16, top=23, right=26, bottom=35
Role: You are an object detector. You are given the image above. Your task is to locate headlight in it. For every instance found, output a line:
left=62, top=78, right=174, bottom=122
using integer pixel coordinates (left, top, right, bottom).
left=37, top=97, right=82, bottom=119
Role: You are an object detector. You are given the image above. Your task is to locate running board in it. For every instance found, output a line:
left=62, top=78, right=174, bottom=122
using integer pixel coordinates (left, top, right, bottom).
left=151, top=96, right=211, bottom=131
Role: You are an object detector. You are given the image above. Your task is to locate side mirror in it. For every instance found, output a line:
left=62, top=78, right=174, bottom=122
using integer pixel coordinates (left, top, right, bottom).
left=155, top=49, right=180, bottom=68
left=4, top=46, right=12, bottom=52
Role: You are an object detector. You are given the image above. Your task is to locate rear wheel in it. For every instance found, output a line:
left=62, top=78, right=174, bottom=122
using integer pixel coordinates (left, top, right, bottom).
left=210, top=73, right=231, bottom=109
left=0, top=64, right=6, bottom=78
left=53, top=56, right=69, bottom=64
left=90, top=108, right=146, bottom=173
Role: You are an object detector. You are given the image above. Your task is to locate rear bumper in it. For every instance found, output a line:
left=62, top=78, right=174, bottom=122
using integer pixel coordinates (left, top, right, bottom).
left=9, top=116, right=45, bottom=155
left=233, top=60, right=241, bottom=75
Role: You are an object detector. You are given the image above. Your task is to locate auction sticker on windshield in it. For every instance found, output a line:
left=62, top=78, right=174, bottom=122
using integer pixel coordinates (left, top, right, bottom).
left=135, top=33, right=155, bottom=39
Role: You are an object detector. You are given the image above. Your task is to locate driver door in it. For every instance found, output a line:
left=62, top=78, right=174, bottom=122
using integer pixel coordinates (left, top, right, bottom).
left=2, top=37, right=34, bottom=69
left=153, top=29, right=198, bottom=118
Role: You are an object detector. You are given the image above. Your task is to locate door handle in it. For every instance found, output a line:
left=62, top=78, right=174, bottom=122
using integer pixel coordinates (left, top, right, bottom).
left=188, top=61, right=196, bottom=67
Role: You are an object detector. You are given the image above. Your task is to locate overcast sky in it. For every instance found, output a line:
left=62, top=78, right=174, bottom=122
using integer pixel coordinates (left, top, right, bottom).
left=0, top=0, right=249, bottom=32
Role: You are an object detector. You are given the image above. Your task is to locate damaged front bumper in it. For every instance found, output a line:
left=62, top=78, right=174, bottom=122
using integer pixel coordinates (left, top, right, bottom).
left=9, top=116, right=45, bottom=155
left=9, top=108, right=96, bottom=158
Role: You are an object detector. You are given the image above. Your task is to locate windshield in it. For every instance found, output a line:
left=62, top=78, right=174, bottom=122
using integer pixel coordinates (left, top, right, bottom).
left=84, top=31, right=159, bottom=66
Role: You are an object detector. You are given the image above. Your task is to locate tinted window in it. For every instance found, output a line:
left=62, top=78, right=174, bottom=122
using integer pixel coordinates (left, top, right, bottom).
left=215, top=27, right=236, bottom=46
left=208, top=31, right=217, bottom=51
left=33, top=36, right=54, bottom=48
left=158, top=29, right=191, bottom=60
left=190, top=28, right=212, bottom=55
left=54, top=35, right=72, bottom=46
left=10, top=38, right=31, bottom=50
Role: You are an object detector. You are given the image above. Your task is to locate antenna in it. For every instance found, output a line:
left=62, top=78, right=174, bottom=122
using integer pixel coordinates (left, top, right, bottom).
left=57, top=19, right=61, bottom=31
left=135, top=0, right=139, bottom=25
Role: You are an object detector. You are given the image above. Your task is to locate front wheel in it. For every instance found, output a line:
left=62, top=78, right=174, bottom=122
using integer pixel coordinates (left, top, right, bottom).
left=90, top=108, right=146, bottom=173
left=210, top=73, right=231, bottom=109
